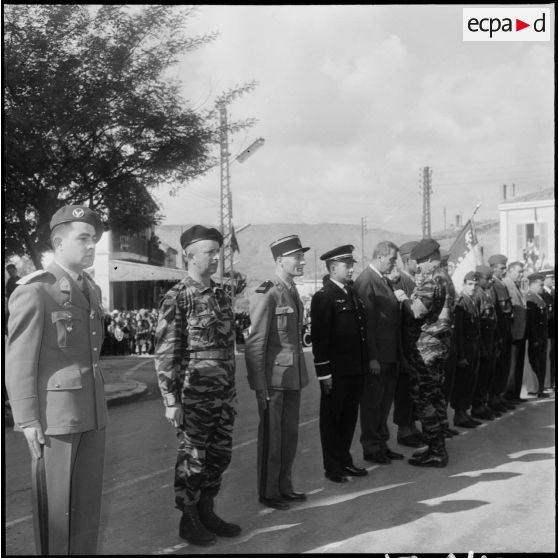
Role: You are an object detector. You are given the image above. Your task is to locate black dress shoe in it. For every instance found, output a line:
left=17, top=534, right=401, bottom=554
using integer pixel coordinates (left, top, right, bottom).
left=280, top=491, right=307, bottom=501
left=408, top=451, right=448, bottom=468
left=445, top=427, right=460, bottom=436
left=454, top=419, right=478, bottom=428
left=397, top=434, right=427, bottom=448
left=537, top=392, right=550, bottom=399
left=325, top=472, right=348, bottom=483
left=467, top=416, right=482, bottom=426
left=471, top=407, right=495, bottom=420
left=385, top=448, right=404, bottom=460
left=363, top=452, right=391, bottom=464
left=342, top=465, right=368, bottom=476
left=259, top=497, right=290, bottom=510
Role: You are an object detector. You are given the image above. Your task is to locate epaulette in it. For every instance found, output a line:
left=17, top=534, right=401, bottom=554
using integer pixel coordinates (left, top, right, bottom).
left=16, top=269, right=53, bottom=285
left=256, top=280, right=274, bottom=294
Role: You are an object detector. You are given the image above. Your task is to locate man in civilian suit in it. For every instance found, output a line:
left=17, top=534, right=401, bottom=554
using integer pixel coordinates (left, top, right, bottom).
left=5, top=205, right=106, bottom=555
left=245, top=235, right=310, bottom=510
left=310, top=245, right=368, bottom=483
left=503, top=261, right=527, bottom=403
left=353, top=240, right=404, bottom=464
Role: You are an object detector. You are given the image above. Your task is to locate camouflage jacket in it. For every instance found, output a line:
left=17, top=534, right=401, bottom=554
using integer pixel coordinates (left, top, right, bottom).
left=154, top=276, right=235, bottom=407
left=405, top=266, right=454, bottom=363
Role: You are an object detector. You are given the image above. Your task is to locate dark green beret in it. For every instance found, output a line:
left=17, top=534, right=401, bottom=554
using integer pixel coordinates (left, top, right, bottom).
left=180, top=225, right=223, bottom=249
left=476, top=265, right=493, bottom=277
left=410, top=238, right=440, bottom=263
left=464, top=271, right=479, bottom=282
left=399, top=241, right=419, bottom=257
left=50, top=205, right=104, bottom=241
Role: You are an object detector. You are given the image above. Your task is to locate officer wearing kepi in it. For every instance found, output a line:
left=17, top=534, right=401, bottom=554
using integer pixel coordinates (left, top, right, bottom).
left=310, top=245, right=368, bottom=483
left=5, top=205, right=107, bottom=555
left=245, top=235, right=310, bottom=510
left=154, top=225, right=240, bottom=546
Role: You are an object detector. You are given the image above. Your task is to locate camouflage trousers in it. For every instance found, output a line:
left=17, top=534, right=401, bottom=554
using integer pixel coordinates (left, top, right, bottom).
left=174, top=365, right=237, bottom=509
left=407, top=350, right=448, bottom=454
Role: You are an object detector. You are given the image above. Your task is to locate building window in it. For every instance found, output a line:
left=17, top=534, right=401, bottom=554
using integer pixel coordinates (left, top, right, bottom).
left=120, top=235, right=130, bottom=251
left=517, top=222, right=548, bottom=272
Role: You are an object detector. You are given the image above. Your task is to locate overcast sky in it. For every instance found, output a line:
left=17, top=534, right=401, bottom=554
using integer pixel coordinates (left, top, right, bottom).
left=151, top=4, right=554, bottom=235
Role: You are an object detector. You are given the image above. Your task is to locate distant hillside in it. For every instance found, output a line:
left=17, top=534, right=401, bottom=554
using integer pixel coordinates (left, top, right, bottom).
left=156, top=220, right=501, bottom=287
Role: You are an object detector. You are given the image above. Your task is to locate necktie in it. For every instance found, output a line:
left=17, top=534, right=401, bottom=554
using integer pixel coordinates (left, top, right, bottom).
left=77, top=275, right=90, bottom=302
left=289, top=283, right=300, bottom=313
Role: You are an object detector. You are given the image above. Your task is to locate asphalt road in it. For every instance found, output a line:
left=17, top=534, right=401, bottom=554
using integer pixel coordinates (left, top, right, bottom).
left=4, top=351, right=555, bottom=555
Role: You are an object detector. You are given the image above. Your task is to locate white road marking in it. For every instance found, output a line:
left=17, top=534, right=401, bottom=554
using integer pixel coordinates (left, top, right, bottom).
left=288, top=482, right=412, bottom=511
left=231, top=523, right=302, bottom=545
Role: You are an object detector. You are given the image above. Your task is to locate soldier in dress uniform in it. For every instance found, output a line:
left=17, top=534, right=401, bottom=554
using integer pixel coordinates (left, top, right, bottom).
left=525, top=273, right=549, bottom=398
left=487, top=254, right=515, bottom=414
left=471, top=265, right=499, bottom=420
left=451, top=271, right=482, bottom=428
left=540, top=269, right=555, bottom=391
left=245, top=235, right=310, bottom=510
left=154, top=225, right=240, bottom=547
left=5, top=205, right=107, bottom=555
left=310, top=245, right=368, bottom=483
left=394, top=239, right=454, bottom=467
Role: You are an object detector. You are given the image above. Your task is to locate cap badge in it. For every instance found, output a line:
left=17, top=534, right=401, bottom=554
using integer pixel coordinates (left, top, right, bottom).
left=72, top=208, right=85, bottom=218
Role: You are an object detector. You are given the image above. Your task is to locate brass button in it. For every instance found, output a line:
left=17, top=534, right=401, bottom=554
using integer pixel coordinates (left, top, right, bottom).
left=93, top=347, right=97, bottom=352
left=92, top=332, right=97, bottom=336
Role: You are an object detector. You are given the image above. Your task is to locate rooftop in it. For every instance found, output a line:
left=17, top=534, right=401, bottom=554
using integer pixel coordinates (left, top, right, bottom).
left=500, top=187, right=554, bottom=205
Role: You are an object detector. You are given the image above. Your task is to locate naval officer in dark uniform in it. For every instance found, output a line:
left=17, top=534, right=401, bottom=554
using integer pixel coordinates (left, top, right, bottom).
left=310, top=245, right=368, bottom=483
left=5, top=205, right=107, bottom=555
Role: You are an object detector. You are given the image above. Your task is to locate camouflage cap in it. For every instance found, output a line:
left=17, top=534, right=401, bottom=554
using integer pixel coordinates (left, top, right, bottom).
left=49, top=205, right=104, bottom=241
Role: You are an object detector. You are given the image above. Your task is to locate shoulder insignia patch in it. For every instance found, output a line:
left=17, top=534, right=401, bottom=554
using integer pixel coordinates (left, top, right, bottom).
left=17, top=269, right=52, bottom=285
left=256, top=280, right=273, bottom=294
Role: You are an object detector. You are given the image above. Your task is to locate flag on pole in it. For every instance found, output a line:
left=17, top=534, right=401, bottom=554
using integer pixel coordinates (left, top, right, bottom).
left=230, top=227, right=240, bottom=253
left=448, top=219, right=483, bottom=293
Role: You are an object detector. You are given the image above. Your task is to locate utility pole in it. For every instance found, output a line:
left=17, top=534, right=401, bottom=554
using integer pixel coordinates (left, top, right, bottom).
left=218, top=102, right=234, bottom=297
left=361, top=216, right=367, bottom=271
left=419, top=166, right=432, bottom=238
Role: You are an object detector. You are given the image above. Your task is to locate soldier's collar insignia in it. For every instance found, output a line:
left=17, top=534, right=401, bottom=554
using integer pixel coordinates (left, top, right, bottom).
left=59, top=276, right=71, bottom=293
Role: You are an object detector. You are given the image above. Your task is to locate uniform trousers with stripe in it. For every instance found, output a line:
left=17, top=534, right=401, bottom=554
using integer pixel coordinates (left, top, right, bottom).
left=31, top=429, right=106, bottom=555
left=257, top=389, right=301, bottom=499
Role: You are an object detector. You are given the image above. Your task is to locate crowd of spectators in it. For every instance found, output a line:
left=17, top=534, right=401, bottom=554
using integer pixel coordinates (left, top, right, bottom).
left=101, top=308, right=253, bottom=355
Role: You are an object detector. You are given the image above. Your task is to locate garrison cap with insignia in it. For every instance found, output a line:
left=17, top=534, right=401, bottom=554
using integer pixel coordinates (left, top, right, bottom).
left=50, top=205, right=104, bottom=241
left=270, top=235, right=310, bottom=259
left=476, top=265, right=493, bottom=277
left=180, top=225, right=223, bottom=250
left=464, top=270, right=479, bottom=282
left=320, top=244, right=356, bottom=263
left=527, top=272, right=545, bottom=283
left=399, top=241, right=419, bottom=258
left=410, top=238, right=440, bottom=263
left=488, top=254, right=508, bottom=266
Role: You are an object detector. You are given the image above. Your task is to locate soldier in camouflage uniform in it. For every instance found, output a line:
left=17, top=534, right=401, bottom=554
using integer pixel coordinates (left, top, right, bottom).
left=154, top=225, right=240, bottom=547
left=394, top=239, right=454, bottom=467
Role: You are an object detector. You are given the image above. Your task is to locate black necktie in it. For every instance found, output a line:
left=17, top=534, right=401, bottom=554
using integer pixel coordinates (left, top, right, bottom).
left=77, top=275, right=90, bottom=302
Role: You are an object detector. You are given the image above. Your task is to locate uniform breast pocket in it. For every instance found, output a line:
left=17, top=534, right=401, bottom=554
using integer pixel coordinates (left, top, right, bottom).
left=187, top=313, right=218, bottom=346
left=275, top=306, right=294, bottom=330
left=51, top=311, right=82, bottom=348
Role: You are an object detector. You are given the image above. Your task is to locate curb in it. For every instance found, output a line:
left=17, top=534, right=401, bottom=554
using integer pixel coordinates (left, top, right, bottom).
left=105, top=381, right=149, bottom=407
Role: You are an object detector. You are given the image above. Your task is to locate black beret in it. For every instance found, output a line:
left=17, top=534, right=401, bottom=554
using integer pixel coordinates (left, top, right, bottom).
left=180, top=225, right=223, bottom=249
left=464, top=271, right=479, bottom=282
left=410, top=238, right=440, bottom=263
left=528, top=272, right=545, bottom=283
left=50, top=205, right=104, bottom=241
left=488, top=254, right=508, bottom=266
left=320, top=244, right=356, bottom=263
left=399, top=241, right=419, bottom=257
left=270, top=235, right=310, bottom=259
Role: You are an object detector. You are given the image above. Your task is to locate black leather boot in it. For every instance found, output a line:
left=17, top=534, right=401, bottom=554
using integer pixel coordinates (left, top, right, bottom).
left=179, top=504, right=217, bottom=546
left=198, top=498, right=241, bottom=537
